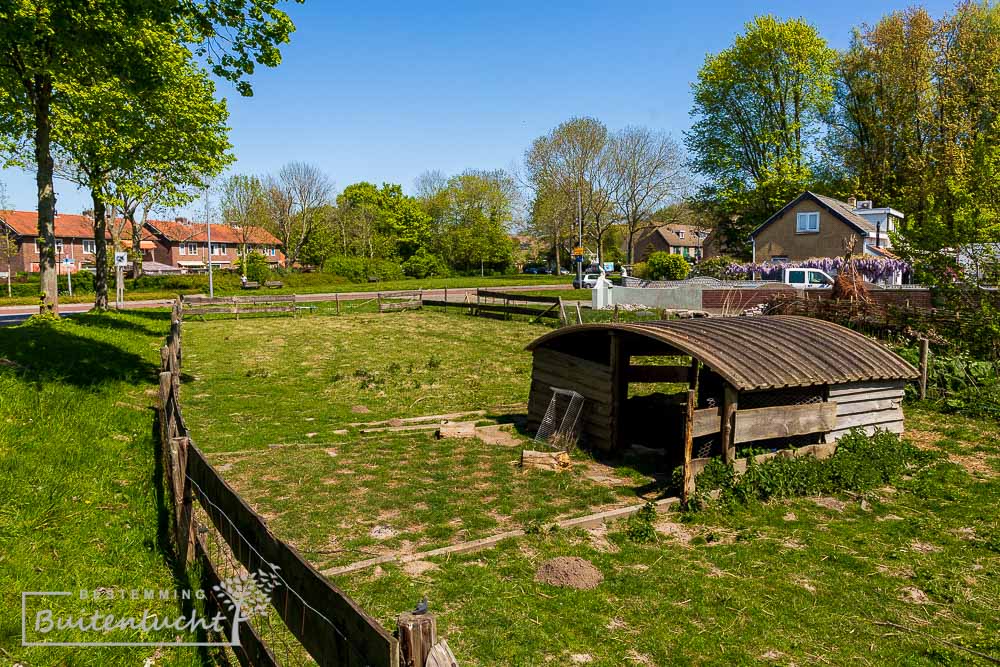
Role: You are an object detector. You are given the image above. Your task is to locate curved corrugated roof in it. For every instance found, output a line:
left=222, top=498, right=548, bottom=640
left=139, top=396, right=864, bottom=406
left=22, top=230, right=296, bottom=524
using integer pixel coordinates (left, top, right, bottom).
left=526, top=316, right=918, bottom=392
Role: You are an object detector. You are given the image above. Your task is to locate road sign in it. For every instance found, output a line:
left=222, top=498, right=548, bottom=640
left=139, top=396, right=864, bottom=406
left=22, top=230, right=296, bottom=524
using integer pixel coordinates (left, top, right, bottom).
left=602, top=262, right=615, bottom=272
left=114, top=251, right=130, bottom=268
left=63, top=255, right=73, bottom=266
left=572, top=246, right=585, bottom=257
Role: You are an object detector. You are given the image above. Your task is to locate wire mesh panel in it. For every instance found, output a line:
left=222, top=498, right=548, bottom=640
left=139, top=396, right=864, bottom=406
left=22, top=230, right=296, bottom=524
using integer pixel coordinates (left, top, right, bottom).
left=534, top=387, right=585, bottom=450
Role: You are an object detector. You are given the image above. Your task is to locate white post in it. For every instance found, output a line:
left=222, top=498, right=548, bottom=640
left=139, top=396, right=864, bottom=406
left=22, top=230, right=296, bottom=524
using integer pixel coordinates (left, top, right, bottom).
left=115, top=266, right=123, bottom=309
left=207, top=220, right=214, bottom=299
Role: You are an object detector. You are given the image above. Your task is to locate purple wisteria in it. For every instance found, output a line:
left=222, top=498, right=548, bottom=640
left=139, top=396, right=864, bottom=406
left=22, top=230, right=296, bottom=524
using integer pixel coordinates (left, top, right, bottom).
left=725, top=257, right=911, bottom=282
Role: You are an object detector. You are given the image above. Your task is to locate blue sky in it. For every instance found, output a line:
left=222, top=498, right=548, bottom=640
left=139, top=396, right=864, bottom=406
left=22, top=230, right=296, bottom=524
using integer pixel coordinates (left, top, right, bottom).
left=1, top=0, right=955, bottom=215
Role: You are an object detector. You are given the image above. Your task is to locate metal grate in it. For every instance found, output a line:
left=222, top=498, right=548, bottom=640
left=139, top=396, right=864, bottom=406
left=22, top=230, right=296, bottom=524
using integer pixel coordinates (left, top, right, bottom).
left=534, top=387, right=585, bottom=451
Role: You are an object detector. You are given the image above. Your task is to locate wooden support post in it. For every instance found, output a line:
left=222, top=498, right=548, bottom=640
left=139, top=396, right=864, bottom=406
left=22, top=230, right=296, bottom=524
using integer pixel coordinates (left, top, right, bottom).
left=335, top=292, right=340, bottom=315
left=378, top=292, right=382, bottom=313
left=610, top=332, right=628, bottom=452
left=575, top=302, right=583, bottom=325
left=558, top=297, right=567, bottom=326
left=398, top=612, right=437, bottom=667
left=681, top=358, right=701, bottom=503
left=158, top=371, right=174, bottom=469
left=169, top=436, right=195, bottom=564
left=919, top=337, right=929, bottom=400
left=721, top=385, right=738, bottom=464
left=613, top=304, right=619, bottom=323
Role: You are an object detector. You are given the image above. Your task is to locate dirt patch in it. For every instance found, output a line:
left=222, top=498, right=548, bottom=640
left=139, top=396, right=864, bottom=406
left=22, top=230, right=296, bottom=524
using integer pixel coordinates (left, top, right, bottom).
left=402, top=560, right=439, bottom=577
left=654, top=520, right=696, bottom=544
left=350, top=405, right=371, bottom=414
left=476, top=424, right=522, bottom=447
left=811, top=496, right=846, bottom=512
left=908, top=429, right=997, bottom=477
left=901, top=586, right=931, bottom=604
left=369, top=525, right=398, bottom=540
left=535, top=556, right=603, bottom=590
left=782, top=512, right=797, bottom=522
left=625, top=649, right=654, bottom=665
left=910, top=540, right=941, bottom=554
left=569, top=655, right=593, bottom=664
left=584, top=524, right=619, bottom=553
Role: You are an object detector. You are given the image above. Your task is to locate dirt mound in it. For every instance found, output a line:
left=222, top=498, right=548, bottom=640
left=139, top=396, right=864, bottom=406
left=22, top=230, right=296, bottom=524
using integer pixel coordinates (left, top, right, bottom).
left=535, top=557, right=603, bottom=590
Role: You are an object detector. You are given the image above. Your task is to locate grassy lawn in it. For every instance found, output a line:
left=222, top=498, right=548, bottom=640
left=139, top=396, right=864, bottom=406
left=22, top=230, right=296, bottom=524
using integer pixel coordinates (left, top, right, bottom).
left=0, top=311, right=204, bottom=665
left=181, top=309, right=550, bottom=452
left=521, top=288, right=593, bottom=300
left=178, top=308, right=1000, bottom=666
left=333, top=407, right=1000, bottom=666
left=0, top=274, right=573, bottom=306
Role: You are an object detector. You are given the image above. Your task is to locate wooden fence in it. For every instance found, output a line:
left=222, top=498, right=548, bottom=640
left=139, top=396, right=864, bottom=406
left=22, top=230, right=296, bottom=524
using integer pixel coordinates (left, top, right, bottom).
left=422, top=289, right=570, bottom=324
left=181, top=294, right=300, bottom=319
left=158, top=298, right=401, bottom=666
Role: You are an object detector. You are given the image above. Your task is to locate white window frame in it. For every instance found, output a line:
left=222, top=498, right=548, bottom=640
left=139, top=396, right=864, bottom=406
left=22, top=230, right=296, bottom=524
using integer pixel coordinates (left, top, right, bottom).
left=677, top=230, right=685, bottom=239
left=184, top=242, right=198, bottom=256
left=82, top=240, right=96, bottom=254
left=212, top=243, right=226, bottom=256
left=796, top=211, right=820, bottom=233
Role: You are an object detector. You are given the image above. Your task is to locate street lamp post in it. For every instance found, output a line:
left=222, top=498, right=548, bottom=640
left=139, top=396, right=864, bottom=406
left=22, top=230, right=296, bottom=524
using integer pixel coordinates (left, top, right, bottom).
left=576, top=186, right=583, bottom=285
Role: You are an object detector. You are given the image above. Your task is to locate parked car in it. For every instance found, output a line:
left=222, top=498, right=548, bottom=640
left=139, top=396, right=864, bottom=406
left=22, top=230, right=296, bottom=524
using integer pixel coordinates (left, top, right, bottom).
left=783, top=267, right=833, bottom=289
left=573, top=273, right=603, bottom=289
left=523, top=266, right=545, bottom=275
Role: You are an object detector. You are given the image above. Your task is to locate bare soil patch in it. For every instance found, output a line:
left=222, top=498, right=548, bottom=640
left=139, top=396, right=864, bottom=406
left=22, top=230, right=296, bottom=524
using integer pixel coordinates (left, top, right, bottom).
left=534, top=556, right=604, bottom=590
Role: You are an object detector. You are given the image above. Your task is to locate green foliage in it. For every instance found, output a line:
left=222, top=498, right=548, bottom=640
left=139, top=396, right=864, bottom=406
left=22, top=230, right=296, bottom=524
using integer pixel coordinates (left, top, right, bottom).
left=402, top=248, right=449, bottom=279
left=686, top=15, right=836, bottom=257
left=692, top=255, right=738, bottom=279
left=630, top=261, right=650, bottom=280
left=339, top=182, right=431, bottom=260
left=623, top=502, right=658, bottom=543
left=896, top=344, right=1000, bottom=420
left=237, top=251, right=271, bottom=284
left=322, top=255, right=405, bottom=283
left=646, top=251, right=691, bottom=280
left=698, top=429, right=932, bottom=505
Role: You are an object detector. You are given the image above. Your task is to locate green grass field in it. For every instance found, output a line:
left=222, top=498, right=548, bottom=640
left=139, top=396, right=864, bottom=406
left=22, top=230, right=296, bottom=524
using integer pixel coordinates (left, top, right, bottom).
left=0, top=312, right=205, bottom=665
left=0, top=273, right=573, bottom=306
left=178, top=308, right=1000, bottom=666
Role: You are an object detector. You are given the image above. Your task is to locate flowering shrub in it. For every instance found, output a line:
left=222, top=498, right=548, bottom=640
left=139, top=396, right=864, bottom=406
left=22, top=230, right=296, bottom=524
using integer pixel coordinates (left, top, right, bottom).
left=726, top=257, right=911, bottom=283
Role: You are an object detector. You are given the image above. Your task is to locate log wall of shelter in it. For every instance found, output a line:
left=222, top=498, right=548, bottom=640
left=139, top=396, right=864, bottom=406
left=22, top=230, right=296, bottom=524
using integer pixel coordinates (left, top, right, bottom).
left=528, top=347, right=615, bottom=450
left=826, top=380, right=905, bottom=441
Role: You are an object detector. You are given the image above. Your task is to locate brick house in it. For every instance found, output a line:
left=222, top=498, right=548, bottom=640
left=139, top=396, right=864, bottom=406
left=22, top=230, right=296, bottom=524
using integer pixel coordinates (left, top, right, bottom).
left=634, top=223, right=707, bottom=263
left=749, top=192, right=902, bottom=263
left=0, top=211, right=159, bottom=275
left=144, top=218, right=284, bottom=272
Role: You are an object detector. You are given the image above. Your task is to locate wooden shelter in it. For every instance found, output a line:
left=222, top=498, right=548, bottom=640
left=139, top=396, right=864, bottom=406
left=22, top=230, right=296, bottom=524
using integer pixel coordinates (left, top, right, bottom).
left=526, top=316, right=918, bottom=497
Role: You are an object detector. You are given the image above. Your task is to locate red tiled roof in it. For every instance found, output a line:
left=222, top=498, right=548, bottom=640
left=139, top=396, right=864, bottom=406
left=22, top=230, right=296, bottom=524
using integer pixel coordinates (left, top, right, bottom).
left=145, top=219, right=281, bottom=246
left=0, top=210, right=156, bottom=240
left=2, top=211, right=95, bottom=238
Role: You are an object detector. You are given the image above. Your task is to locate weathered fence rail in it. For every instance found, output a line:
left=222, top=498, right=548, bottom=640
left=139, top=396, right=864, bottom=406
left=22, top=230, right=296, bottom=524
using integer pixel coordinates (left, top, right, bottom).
left=181, top=294, right=300, bottom=319
left=158, top=298, right=401, bottom=666
left=421, top=288, right=568, bottom=324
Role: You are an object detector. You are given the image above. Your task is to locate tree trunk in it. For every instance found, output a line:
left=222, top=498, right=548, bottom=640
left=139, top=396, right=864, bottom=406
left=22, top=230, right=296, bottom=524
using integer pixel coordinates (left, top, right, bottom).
left=131, top=211, right=145, bottom=278
left=92, top=191, right=109, bottom=310
left=34, top=75, right=58, bottom=315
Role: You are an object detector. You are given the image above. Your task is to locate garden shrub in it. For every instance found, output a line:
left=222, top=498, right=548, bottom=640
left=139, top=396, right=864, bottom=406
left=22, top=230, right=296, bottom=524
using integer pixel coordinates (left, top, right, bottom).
left=237, top=251, right=271, bottom=284
left=323, top=255, right=405, bottom=282
left=692, top=255, right=739, bottom=280
left=630, top=261, right=650, bottom=280
left=895, top=344, right=1000, bottom=420
left=696, top=428, right=934, bottom=505
left=402, top=248, right=449, bottom=279
left=646, top=251, right=690, bottom=280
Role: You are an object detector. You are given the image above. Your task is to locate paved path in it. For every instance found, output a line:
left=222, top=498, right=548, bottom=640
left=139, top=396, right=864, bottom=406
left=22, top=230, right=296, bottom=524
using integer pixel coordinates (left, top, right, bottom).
left=0, top=283, right=575, bottom=325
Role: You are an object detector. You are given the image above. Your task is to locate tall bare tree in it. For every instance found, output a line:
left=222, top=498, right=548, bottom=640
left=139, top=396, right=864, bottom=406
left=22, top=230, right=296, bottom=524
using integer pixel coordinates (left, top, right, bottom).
left=264, top=162, right=333, bottom=268
left=610, top=127, right=691, bottom=263
left=220, top=174, right=268, bottom=260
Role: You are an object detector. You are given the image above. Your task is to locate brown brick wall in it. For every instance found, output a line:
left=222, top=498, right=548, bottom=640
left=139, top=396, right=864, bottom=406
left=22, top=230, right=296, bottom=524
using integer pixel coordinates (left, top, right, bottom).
left=754, top=199, right=865, bottom=262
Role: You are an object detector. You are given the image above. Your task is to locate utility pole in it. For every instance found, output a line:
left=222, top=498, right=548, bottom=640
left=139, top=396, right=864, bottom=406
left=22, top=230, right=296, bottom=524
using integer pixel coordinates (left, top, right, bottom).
left=204, top=186, right=214, bottom=298
left=576, top=185, right=583, bottom=286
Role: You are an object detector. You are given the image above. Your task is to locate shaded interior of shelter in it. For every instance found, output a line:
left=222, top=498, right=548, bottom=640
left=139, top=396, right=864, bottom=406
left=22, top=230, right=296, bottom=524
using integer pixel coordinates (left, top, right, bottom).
left=526, top=318, right=917, bottom=479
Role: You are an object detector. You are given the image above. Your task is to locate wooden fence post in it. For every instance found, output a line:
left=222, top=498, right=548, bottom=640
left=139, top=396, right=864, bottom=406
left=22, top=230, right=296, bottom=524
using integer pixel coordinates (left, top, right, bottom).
left=335, top=292, right=340, bottom=315
left=575, top=302, right=583, bottom=325
left=169, top=436, right=195, bottom=564
left=681, top=359, right=701, bottom=503
left=398, top=612, right=437, bottom=667
left=558, top=297, right=567, bottom=326
left=919, top=337, right=929, bottom=400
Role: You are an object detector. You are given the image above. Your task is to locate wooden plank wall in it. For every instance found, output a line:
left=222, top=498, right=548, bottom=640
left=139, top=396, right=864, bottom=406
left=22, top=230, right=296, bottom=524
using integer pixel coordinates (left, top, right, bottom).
left=827, top=380, right=905, bottom=441
left=528, top=348, right=615, bottom=450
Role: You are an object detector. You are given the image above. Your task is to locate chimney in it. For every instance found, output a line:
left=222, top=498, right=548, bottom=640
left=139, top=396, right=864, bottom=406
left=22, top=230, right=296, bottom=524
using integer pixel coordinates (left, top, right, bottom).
left=175, top=216, right=188, bottom=225
left=847, top=196, right=857, bottom=208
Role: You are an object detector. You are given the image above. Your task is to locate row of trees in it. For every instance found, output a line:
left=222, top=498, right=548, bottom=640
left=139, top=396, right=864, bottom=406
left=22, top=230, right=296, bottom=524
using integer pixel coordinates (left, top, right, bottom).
left=687, top=3, right=1000, bottom=279
left=218, top=165, right=522, bottom=276
left=523, top=119, right=690, bottom=267
left=0, top=1, right=299, bottom=314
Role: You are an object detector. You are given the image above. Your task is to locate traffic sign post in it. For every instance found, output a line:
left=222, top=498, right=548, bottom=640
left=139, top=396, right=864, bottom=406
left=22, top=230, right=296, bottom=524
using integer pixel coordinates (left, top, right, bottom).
left=114, top=252, right=129, bottom=309
left=63, top=255, right=74, bottom=296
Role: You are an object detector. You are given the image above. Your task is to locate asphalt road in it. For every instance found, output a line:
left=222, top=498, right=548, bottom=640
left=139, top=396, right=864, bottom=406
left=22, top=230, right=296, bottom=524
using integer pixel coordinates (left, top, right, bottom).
left=0, top=283, right=576, bottom=326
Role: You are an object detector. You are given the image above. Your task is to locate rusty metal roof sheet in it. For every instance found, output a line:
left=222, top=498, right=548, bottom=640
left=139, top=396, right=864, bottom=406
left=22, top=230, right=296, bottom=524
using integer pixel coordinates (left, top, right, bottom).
left=526, top=316, right=918, bottom=392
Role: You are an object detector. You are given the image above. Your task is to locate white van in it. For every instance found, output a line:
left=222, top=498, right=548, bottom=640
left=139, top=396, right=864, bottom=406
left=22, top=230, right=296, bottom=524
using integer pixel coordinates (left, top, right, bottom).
left=783, top=267, right=834, bottom=289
